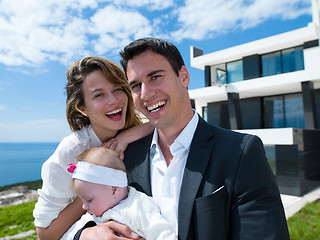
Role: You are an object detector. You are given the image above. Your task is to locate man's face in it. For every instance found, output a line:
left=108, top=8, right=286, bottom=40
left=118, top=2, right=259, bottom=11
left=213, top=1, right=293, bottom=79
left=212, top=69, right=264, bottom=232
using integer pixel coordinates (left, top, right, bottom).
left=126, top=50, right=190, bottom=131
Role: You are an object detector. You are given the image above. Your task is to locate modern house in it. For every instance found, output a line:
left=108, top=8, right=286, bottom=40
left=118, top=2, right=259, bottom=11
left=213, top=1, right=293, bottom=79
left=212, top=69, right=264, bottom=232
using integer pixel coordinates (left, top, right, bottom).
left=188, top=0, right=320, bottom=196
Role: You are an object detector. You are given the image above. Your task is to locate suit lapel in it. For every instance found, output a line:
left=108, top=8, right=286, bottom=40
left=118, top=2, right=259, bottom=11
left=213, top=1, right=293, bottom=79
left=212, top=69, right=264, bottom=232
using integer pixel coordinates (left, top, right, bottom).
left=136, top=150, right=152, bottom=196
left=178, top=117, right=215, bottom=240
left=126, top=134, right=153, bottom=196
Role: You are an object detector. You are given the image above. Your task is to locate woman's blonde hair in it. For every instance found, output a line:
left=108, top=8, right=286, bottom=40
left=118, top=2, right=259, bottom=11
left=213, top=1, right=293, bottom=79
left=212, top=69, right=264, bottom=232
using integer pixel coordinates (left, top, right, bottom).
left=65, top=56, right=142, bottom=132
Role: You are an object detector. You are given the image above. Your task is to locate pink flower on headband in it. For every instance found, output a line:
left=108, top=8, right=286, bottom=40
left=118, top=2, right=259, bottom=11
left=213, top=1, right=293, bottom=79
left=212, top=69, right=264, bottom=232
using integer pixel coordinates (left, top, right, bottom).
left=67, top=163, right=77, bottom=173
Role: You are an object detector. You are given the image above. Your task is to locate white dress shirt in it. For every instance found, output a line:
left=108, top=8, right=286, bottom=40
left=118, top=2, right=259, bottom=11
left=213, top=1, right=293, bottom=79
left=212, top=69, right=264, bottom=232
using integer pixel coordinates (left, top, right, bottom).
left=150, top=112, right=199, bottom=234
left=33, top=125, right=102, bottom=228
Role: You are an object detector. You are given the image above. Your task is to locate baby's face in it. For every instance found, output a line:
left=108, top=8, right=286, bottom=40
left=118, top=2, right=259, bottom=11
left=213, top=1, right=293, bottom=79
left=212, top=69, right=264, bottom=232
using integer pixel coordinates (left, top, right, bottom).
left=74, top=180, right=119, bottom=217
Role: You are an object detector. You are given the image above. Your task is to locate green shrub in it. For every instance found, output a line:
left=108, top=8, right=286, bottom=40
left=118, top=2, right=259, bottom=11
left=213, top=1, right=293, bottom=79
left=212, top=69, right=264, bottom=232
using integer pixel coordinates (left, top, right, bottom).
left=0, top=201, right=37, bottom=237
left=0, top=186, right=319, bottom=240
left=287, top=200, right=320, bottom=240
left=0, top=180, right=42, bottom=192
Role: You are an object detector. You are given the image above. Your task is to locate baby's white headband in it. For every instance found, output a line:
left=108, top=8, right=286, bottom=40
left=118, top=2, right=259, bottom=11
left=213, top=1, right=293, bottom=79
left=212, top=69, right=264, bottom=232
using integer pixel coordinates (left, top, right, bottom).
left=68, top=161, right=128, bottom=187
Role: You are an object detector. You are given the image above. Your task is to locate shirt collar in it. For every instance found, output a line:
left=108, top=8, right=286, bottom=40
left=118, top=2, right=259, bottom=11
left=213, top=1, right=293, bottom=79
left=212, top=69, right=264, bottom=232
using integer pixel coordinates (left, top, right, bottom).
left=150, top=110, right=199, bottom=152
left=88, top=125, right=102, bottom=146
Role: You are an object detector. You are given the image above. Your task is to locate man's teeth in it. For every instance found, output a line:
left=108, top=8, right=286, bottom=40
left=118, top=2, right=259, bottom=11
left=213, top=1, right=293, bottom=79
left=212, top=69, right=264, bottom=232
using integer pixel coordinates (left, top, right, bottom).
left=147, top=101, right=165, bottom=113
left=107, top=109, right=121, bottom=115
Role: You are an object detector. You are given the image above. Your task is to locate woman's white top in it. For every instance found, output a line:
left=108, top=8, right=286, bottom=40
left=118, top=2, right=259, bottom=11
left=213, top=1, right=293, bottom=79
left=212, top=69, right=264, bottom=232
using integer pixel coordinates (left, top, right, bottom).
left=33, top=125, right=102, bottom=228
left=70, top=187, right=177, bottom=240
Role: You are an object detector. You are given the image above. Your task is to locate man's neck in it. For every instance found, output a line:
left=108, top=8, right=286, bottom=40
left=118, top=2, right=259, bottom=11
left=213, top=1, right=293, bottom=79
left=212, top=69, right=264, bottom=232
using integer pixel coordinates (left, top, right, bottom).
left=156, top=110, right=194, bottom=166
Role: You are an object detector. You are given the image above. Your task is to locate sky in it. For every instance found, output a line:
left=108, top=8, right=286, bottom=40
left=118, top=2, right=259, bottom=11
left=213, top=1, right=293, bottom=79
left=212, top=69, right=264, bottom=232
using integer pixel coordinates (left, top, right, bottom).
left=0, top=0, right=315, bottom=142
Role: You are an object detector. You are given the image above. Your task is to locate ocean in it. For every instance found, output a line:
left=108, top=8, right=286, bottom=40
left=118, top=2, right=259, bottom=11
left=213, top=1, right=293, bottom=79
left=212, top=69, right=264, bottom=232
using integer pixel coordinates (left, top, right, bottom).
left=0, top=142, right=59, bottom=187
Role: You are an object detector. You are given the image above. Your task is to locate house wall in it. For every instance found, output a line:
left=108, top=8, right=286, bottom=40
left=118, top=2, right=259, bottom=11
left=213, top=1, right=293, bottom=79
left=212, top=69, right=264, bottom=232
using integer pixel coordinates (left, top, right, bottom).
left=188, top=22, right=320, bottom=196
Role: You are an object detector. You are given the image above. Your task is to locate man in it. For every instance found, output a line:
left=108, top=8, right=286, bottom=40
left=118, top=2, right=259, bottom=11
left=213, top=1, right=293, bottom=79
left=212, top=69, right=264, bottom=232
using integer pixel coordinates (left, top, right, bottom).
left=76, top=37, right=290, bottom=239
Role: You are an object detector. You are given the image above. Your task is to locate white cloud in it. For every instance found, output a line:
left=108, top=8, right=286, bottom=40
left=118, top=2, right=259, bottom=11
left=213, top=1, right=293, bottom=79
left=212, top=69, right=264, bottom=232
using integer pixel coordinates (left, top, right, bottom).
left=239, top=0, right=311, bottom=29
left=0, top=0, right=156, bottom=68
left=0, top=118, right=71, bottom=142
left=0, top=0, right=95, bottom=67
left=0, top=0, right=312, bottom=68
left=0, top=105, right=6, bottom=110
left=170, top=0, right=311, bottom=41
left=88, top=5, right=152, bottom=55
left=25, top=119, right=63, bottom=126
left=108, top=0, right=175, bottom=11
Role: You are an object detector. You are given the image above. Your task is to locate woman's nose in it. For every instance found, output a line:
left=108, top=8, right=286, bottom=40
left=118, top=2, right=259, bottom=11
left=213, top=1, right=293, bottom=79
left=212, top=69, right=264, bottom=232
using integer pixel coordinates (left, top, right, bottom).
left=107, top=94, right=117, bottom=105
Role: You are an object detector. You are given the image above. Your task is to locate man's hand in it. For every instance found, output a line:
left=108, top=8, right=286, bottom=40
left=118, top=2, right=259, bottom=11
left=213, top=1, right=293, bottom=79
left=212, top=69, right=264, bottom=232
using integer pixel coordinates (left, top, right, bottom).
left=79, top=221, right=144, bottom=240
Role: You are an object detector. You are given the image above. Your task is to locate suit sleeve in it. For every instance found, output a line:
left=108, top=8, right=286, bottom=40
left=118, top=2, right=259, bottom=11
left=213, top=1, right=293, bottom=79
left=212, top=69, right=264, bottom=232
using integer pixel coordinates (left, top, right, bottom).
left=73, top=221, right=97, bottom=240
left=230, top=135, right=290, bottom=240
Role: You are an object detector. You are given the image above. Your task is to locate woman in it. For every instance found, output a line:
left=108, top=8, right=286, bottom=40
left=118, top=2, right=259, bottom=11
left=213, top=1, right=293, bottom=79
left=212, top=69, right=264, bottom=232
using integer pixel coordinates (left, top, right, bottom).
left=33, top=56, right=153, bottom=240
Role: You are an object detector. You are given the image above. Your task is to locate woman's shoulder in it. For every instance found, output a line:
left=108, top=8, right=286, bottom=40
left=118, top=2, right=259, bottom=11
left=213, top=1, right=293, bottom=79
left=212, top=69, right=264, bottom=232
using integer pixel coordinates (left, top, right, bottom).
left=48, top=126, right=92, bottom=159
left=60, top=126, right=91, bottom=146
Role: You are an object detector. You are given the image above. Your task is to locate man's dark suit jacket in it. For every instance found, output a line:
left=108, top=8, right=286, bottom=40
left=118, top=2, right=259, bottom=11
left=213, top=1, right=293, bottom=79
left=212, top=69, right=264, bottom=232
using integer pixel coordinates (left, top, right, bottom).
left=124, top=116, right=290, bottom=240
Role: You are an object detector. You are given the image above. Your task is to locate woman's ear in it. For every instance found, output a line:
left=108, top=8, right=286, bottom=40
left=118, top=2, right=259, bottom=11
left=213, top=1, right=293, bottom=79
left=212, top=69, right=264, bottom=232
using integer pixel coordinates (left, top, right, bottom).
left=77, top=105, right=88, bottom=117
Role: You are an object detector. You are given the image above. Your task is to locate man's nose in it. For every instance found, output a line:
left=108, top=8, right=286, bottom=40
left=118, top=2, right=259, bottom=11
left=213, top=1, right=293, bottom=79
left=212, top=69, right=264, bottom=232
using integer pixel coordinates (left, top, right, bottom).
left=140, top=83, right=155, bottom=100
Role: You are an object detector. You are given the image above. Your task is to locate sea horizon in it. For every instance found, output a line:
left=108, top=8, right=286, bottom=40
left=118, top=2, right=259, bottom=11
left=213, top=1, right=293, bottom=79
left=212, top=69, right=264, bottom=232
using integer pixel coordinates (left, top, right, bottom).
left=0, top=142, right=59, bottom=187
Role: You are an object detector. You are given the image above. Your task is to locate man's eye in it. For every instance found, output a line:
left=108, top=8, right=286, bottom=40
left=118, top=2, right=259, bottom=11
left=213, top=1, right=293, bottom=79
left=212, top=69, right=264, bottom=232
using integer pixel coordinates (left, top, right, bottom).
left=131, top=83, right=141, bottom=90
left=151, top=75, right=161, bottom=80
left=95, top=93, right=103, bottom=98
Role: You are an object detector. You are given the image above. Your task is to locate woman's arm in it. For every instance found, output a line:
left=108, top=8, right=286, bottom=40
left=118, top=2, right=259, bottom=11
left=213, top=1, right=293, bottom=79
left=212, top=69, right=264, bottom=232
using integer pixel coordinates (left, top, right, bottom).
left=34, top=134, right=89, bottom=240
left=103, top=122, right=154, bottom=156
left=36, top=197, right=86, bottom=240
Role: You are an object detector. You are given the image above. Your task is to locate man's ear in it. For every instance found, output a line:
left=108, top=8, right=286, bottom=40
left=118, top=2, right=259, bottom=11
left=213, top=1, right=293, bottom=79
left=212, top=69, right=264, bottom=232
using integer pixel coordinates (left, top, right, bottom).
left=179, top=66, right=190, bottom=88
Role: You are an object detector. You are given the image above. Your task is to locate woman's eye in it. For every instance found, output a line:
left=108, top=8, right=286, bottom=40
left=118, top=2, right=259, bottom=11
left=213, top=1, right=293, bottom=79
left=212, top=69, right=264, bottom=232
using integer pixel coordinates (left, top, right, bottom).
left=114, top=87, right=124, bottom=92
left=95, top=93, right=103, bottom=98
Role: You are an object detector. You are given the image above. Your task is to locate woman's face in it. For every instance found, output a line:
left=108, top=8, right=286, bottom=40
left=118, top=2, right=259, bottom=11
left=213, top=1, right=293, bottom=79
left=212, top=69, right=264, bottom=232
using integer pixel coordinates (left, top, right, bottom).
left=81, top=70, right=128, bottom=142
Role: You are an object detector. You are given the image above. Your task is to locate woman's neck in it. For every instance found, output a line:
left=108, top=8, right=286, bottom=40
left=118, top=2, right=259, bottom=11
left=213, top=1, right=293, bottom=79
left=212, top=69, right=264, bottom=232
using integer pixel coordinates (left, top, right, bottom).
left=91, top=125, right=118, bottom=143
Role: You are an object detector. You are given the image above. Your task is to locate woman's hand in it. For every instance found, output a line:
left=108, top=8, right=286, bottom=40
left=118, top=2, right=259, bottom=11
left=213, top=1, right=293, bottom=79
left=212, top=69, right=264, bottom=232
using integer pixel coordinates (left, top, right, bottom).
left=101, top=138, right=125, bottom=160
left=101, top=122, right=154, bottom=161
left=79, top=221, right=145, bottom=240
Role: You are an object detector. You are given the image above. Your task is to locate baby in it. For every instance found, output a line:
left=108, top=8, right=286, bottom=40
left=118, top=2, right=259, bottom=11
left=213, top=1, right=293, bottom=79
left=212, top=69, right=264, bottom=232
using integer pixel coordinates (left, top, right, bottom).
left=68, top=147, right=177, bottom=240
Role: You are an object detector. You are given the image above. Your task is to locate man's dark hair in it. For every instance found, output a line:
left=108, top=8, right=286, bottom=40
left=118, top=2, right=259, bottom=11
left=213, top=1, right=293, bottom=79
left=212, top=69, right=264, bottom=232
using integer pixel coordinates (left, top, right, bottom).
left=120, top=37, right=185, bottom=77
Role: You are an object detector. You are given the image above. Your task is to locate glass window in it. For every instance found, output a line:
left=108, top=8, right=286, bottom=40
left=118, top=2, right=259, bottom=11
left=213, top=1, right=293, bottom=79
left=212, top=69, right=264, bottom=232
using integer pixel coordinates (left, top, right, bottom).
left=226, top=60, right=243, bottom=83
left=315, top=89, right=320, bottom=129
left=202, top=106, right=207, bottom=122
left=262, top=52, right=281, bottom=77
left=264, top=96, right=284, bottom=128
left=282, top=47, right=304, bottom=73
left=264, top=93, right=305, bottom=128
left=284, top=93, right=305, bottom=128
left=216, top=68, right=227, bottom=86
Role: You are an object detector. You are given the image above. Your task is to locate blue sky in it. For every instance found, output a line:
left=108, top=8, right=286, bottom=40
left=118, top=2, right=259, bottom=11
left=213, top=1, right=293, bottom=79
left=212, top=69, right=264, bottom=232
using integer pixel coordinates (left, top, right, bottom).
left=0, top=0, right=314, bottom=142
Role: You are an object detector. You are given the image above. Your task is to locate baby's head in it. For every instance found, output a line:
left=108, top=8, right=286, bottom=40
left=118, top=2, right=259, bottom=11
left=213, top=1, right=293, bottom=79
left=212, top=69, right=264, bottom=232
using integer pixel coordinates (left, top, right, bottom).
left=70, top=147, right=128, bottom=217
